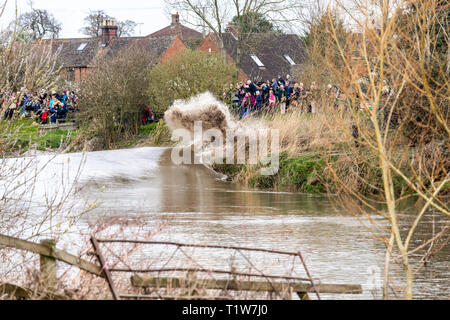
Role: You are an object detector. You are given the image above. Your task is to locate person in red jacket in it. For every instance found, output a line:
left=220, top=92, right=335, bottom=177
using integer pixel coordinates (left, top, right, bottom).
left=141, top=106, right=153, bottom=125
left=40, top=109, right=48, bottom=124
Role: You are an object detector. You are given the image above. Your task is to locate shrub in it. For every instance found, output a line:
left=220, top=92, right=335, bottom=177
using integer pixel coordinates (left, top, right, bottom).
left=147, top=50, right=236, bottom=114
left=77, top=45, right=157, bottom=148
left=278, top=154, right=326, bottom=193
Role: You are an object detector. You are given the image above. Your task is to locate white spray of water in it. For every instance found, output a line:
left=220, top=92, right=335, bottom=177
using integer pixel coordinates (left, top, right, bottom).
left=165, top=92, right=237, bottom=136
left=164, top=92, right=272, bottom=167
left=165, top=91, right=267, bottom=135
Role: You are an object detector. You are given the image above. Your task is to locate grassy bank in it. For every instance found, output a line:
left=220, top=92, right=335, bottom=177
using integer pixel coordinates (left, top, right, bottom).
left=68, top=119, right=173, bottom=152
left=0, top=119, right=75, bottom=154
left=109, top=121, right=173, bottom=150
left=211, top=111, right=417, bottom=196
left=213, top=152, right=328, bottom=194
left=0, top=118, right=174, bottom=156
left=211, top=112, right=342, bottom=194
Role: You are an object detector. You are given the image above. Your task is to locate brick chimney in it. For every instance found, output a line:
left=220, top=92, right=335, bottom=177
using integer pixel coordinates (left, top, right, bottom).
left=226, top=23, right=238, bottom=38
left=171, top=12, right=180, bottom=25
left=101, top=19, right=118, bottom=46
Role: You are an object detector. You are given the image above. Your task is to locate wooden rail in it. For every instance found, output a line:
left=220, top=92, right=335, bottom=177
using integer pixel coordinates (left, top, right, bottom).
left=101, top=239, right=363, bottom=300
left=0, top=234, right=107, bottom=299
left=38, top=122, right=78, bottom=132
left=0, top=234, right=103, bottom=278
left=97, top=239, right=305, bottom=256
left=1, top=234, right=364, bottom=300
left=130, top=275, right=363, bottom=299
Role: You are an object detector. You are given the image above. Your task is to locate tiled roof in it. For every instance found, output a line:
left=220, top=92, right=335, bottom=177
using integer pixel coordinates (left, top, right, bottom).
left=44, top=38, right=101, bottom=68
left=46, top=35, right=179, bottom=68
left=39, top=21, right=201, bottom=69
left=97, top=37, right=142, bottom=62
left=182, top=38, right=204, bottom=50
left=149, top=22, right=203, bottom=40
left=138, top=36, right=179, bottom=59
left=103, top=37, right=143, bottom=55
left=220, top=33, right=306, bottom=81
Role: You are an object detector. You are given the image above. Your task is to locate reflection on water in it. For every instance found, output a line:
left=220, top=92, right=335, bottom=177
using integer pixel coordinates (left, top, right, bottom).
left=6, top=147, right=449, bottom=299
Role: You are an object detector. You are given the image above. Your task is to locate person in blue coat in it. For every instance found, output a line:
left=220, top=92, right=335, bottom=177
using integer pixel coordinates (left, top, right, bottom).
left=271, top=78, right=279, bottom=96
left=49, top=91, right=57, bottom=111
left=278, top=75, right=285, bottom=87
left=246, top=80, right=258, bottom=95
left=255, top=90, right=263, bottom=111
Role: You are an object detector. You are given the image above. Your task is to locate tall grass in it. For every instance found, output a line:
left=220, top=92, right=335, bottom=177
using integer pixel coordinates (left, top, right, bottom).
left=263, top=111, right=353, bottom=157
left=225, top=109, right=356, bottom=192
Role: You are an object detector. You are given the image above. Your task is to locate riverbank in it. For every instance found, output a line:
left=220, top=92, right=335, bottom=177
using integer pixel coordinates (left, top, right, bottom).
left=0, top=118, right=75, bottom=155
left=3, top=113, right=445, bottom=198
left=67, top=119, right=174, bottom=153
left=210, top=111, right=441, bottom=197
left=1, top=115, right=333, bottom=195
left=212, top=152, right=328, bottom=193
left=212, top=112, right=350, bottom=194
left=0, top=118, right=174, bottom=156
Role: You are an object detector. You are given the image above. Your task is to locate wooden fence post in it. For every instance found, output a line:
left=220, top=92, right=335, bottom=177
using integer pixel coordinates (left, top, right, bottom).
left=40, top=239, right=57, bottom=292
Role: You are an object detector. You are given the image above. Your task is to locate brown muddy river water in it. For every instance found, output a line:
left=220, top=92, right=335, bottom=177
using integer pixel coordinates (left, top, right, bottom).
left=4, top=147, right=449, bottom=299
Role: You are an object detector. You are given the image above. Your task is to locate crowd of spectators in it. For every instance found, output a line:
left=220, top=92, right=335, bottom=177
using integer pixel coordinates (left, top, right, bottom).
left=0, top=89, right=77, bottom=124
left=222, top=74, right=393, bottom=121
left=221, top=74, right=395, bottom=149
left=222, top=74, right=326, bottom=117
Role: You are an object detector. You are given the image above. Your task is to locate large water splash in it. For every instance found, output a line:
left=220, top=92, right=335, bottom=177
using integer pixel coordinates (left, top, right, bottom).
left=164, top=92, right=278, bottom=176
left=164, top=92, right=266, bottom=140
left=165, top=92, right=238, bottom=136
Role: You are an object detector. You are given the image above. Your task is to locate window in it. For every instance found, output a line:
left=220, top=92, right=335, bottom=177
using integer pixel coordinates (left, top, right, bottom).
left=284, top=54, right=296, bottom=65
left=250, top=54, right=264, bottom=67
left=77, top=43, right=88, bottom=51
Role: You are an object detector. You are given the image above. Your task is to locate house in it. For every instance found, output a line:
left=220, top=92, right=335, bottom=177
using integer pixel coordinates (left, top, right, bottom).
left=42, top=13, right=306, bottom=84
left=198, top=25, right=306, bottom=82
left=149, top=12, right=203, bottom=40
left=43, top=13, right=203, bottom=83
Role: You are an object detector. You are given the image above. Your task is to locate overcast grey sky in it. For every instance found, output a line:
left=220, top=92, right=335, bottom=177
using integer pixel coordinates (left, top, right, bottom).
left=0, top=0, right=181, bottom=38
left=0, top=0, right=379, bottom=38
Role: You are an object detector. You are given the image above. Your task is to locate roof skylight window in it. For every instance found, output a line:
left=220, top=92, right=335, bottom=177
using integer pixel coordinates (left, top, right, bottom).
left=250, top=54, right=264, bottom=67
left=77, top=43, right=88, bottom=51
left=284, top=54, right=296, bottom=65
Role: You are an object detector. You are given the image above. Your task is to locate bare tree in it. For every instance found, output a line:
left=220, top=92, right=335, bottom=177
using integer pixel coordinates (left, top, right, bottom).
left=117, top=20, right=137, bottom=37
left=16, top=8, right=61, bottom=41
left=231, top=11, right=280, bottom=33
left=80, top=10, right=137, bottom=38
left=0, top=1, right=62, bottom=93
left=165, top=0, right=302, bottom=66
left=0, top=0, right=7, bottom=19
left=79, top=10, right=111, bottom=38
left=0, top=41, right=62, bottom=93
left=306, top=0, right=450, bottom=300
